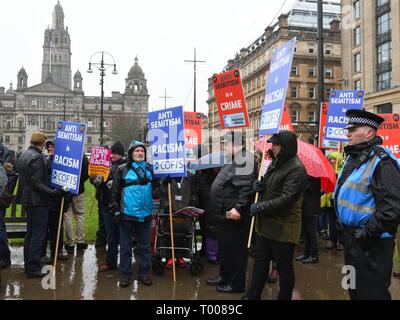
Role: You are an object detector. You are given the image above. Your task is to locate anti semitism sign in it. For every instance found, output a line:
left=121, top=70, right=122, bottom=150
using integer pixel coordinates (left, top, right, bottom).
left=259, top=37, right=296, bottom=136
left=318, top=103, right=339, bottom=150
left=88, top=146, right=111, bottom=181
left=52, top=121, right=86, bottom=195
left=148, top=106, right=186, bottom=178
left=378, top=113, right=400, bottom=158
left=324, top=90, right=364, bottom=142
left=212, top=69, right=249, bottom=129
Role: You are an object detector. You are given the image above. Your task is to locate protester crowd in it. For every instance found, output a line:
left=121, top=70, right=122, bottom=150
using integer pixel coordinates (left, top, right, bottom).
left=1, top=109, right=400, bottom=300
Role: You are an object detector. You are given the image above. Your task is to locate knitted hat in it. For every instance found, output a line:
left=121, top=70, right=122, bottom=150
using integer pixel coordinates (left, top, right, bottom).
left=111, top=141, right=125, bottom=156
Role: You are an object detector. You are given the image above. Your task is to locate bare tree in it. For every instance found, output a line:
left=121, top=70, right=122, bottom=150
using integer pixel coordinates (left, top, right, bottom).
left=109, top=115, right=141, bottom=150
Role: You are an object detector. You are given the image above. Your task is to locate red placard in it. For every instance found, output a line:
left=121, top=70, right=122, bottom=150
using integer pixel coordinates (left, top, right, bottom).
left=378, top=113, right=400, bottom=158
left=318, top=103, right=339, bottom=150
left=184, top=111, right=203, bottom=149
left=88, top=146, right=111, bottom=181
left=280, top=105, right=294, bottom=131
left=212, top=70, right=249, bottom=129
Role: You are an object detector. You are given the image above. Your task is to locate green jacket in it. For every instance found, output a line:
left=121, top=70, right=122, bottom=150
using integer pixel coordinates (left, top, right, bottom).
left=255, top=131, right=307, bottom=244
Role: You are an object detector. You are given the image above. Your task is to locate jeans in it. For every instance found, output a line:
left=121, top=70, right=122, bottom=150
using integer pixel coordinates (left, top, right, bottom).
left=302, top=214, right=318, bottom=257
left=24, top=206, right=49, bottom=274
left=0, top=208, right=10, bottom=261
left=247, top=235, right=295, bottom=300
left=119, top=219, right=151, bottom=280
left=101, top=202, right=119, bottom=267
left=319, top=209, right=329, bottom=232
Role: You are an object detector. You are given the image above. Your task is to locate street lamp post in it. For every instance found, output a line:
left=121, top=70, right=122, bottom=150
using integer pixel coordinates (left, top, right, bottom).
left=87, top=51, right=117, bottom=146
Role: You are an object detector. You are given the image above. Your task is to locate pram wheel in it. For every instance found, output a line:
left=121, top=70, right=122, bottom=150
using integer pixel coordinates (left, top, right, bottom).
left=190, top=261, right=203, bottom=276
left=152, top=255, right=164, bottom=276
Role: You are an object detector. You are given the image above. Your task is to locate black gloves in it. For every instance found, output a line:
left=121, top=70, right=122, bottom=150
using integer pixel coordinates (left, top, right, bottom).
left=253, top=179, right=265, bottom=193
left=162, top=175, right=172, bottom=186
left=250, top=203, right=262, bottom=217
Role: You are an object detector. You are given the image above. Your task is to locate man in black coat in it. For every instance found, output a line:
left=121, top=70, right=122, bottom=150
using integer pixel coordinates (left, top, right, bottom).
left=0, top=142, right=17, bottom=269
left=17, top=132, right=64, bottom=278
left=206, top=131, right=255, bottom=293
left=296, top=176, right=321, bottom=264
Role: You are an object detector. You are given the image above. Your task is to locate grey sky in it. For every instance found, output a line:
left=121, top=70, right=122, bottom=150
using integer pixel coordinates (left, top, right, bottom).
left=0, top=0, right=301, bottom=114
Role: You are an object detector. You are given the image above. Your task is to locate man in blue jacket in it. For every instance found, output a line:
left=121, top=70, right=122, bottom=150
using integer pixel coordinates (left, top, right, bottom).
left=111, top=140, right=158, bottom=287
left=334, top=109, right=400, bottom=300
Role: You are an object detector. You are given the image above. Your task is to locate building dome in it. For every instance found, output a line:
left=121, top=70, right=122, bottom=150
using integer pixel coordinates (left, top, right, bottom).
left=54, top=1, right=64, bottom=15
left=18, top=67, right=27, bottom=77
left=128, top=56, right=145, bottom=79
left=6, top=82, right=14, bottom=95
left=74, top=70, right=82, bottom=78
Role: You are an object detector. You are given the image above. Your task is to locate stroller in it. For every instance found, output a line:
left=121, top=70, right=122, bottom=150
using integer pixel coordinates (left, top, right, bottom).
left=152, top=207, right=204, bottom=276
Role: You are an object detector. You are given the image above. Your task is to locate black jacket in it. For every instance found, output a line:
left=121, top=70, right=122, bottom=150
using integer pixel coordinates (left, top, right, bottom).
left=301, top=176, right=321, bottom=216
left=256, top=131, right=307, bottom=244
left=0, top=143, right=18, bottom=209
left=17, top=146, right=56, bottom=207
left=78, top=154, right=89, bottom=195
left=337, top=136, right=400, bottom=238
left=208, top=150, right=255, bottom=224
left=95, top=158, right=126, bottom=205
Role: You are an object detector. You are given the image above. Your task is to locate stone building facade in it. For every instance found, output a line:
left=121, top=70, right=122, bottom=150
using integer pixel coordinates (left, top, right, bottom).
left=207, top=0, right=342, bottom=140
left=341, top=0, right=400, bottom=113
left=0, top=1, right=149, bottom=152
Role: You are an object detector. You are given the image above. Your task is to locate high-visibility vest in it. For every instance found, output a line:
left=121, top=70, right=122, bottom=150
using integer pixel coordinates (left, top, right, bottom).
left=335, top=148, right=400, bottom=238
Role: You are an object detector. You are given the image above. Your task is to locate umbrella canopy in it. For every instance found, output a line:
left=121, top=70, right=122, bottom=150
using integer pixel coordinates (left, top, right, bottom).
left=192, top=151, right=225, bottom=171
left=255, top=138, right=337, bottom=192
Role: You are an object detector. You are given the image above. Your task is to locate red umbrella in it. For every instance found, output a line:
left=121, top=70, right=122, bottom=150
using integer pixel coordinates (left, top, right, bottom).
left=255, top=138, right=336, bottom=192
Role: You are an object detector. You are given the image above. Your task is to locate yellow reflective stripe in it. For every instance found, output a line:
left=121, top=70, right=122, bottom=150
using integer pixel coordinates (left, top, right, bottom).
left=338, top=199, right=374, bottom=214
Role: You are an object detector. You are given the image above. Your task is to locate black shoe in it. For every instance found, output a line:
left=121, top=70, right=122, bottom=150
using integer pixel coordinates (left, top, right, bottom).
left=216, top=284, right=245, bottom=293
left=206, top=276, right=224, bottom=286
left=295, top=255, right=308, bottom=262
left=336, top=243, right=344, bottom=251
left=76, top=243, right=88, bottom=251
left=119, top=278, right=131, bottom=288
left=301, top=256, right=319, bottom=264
left=324, top=241, right=337, bottom=250
left=138, top=276, right=153, bottom=286
left=65, top=245, right=75, bottom=254
left=393, top=271, right=400, bottom=278
left=0, top=259, right=11, bottom=269
left=95, top=239, right=107, bottom=248
left=41, top=256, right=52, bottom=265
left=26, top=272, right=47, bottom=279
left=51, top=253, right=68, bottom=261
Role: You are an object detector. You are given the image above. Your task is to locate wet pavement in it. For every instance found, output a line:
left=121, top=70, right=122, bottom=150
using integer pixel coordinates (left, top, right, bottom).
left=2, top=244, right=400, bottom=300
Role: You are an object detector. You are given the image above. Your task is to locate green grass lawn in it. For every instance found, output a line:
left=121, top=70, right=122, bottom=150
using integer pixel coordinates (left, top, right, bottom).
left=7, top=181, right=100, bottom=245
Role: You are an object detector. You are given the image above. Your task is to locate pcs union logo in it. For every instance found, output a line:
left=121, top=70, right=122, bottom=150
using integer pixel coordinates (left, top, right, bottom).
left=393, top=114, right=399, bottom=122
left=79, top=124, right=86, bottom=133
left=153, top=162, right=159, bottom=171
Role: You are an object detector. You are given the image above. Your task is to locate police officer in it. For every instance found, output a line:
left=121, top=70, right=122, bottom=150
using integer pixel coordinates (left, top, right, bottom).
left=334, top=109, right=400, bottom=300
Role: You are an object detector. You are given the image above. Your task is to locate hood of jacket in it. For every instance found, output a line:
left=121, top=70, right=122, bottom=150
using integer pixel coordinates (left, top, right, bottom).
left=127, top=140, right=147, bottom=163
left=274, top=131, right=298, bottom=165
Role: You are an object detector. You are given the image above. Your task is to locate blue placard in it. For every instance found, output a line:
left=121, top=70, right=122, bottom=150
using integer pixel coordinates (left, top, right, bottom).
left=259, top=37, right=296, bottom=136
left=148, top=106, right=186, bottom=178
left=325, top=90, right=365, bottom=142
left=51, top=121, right=86, bottom=195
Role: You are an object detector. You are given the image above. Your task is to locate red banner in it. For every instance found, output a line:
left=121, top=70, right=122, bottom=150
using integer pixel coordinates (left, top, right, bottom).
left=318, top=103, right=339, bottom=150
left=212, top=70, right=249, bottom=129
left=280, top=105, right=294, bottom=131
left=88, top=146, right=111, bottom=181
left=184, top=112, right=203, bottom=149
left=378, top=113, right=400, bottom=158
